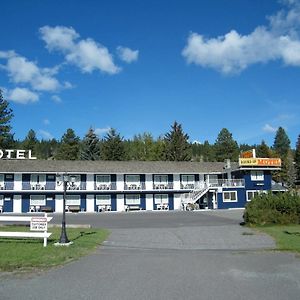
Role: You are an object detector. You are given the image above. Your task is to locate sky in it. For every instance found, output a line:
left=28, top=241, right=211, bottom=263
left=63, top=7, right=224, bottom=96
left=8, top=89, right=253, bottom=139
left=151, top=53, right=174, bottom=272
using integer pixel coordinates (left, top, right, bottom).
left=0, top=0, right=300, bottom=147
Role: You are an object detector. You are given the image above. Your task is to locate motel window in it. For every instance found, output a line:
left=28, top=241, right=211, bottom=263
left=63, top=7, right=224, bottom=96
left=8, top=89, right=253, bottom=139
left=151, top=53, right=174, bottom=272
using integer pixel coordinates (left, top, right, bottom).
left=30, top=174, right=46, bottom=184
left=223, top=191, right=238, bottom=202
left=126, top=175, right=140, bottom=183
left=0, top=195, right=3, bottom=206
left=246, top=190, right=267, bottom=202
left=181, top=175, right=195, bottom=184
left=125, top=194, right=140, bottom=205
left=65, top=195, right=80, bottom=206
left=96, top=195, right=111, bottom=206
left=154, top=175, right=168, bottom=184
left=96, top=175, right=111, bottom=184
left=30, top=195, right=46, bottom=206
left=250, top=171, right=264, bottom=181
left=154, top=194, right=168, bottom=205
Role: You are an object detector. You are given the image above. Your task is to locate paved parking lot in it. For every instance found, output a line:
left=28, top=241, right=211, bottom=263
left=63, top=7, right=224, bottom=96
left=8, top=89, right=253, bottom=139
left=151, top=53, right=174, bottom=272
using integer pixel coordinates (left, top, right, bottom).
left=1, top=210, right=300, bottom=300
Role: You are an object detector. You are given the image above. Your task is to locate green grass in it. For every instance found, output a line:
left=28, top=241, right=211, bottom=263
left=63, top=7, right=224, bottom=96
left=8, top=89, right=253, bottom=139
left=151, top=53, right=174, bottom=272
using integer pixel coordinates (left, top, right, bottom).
left=0, top=226, right=109, bottom=272
left=255, top=225, right=300, bottom=253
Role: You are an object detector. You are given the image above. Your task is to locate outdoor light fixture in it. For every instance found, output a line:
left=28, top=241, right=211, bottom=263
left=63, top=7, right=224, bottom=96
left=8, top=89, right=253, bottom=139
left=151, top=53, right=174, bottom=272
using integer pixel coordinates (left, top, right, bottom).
left=55, top=173, right=72, bottom=246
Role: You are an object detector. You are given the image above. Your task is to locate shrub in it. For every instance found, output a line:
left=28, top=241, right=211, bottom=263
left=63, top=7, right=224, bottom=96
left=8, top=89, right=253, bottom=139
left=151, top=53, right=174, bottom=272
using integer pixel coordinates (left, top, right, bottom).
left=243, top=192, right=300, bottom=225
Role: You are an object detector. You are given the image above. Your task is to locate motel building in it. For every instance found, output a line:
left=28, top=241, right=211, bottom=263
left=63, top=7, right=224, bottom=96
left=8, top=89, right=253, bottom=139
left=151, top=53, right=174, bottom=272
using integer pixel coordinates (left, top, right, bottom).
left=0, top=149, right=282, bottom=214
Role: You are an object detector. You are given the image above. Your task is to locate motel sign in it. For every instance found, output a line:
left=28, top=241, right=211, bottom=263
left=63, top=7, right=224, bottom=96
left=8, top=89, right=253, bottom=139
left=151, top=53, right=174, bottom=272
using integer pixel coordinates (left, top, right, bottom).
left=0, top=149, right=37, bottom=160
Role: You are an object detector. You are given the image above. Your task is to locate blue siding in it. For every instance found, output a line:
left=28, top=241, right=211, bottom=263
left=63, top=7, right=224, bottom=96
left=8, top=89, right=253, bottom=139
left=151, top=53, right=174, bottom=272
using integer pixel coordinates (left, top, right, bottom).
left=81, top=175, right=87, bottom=190
left=3, top=195, right=13, bottom=212
left=244, top=170, right=272, bottom=191
left=22, top=174, right=31, bottom=190
left=46, top=196, right=55, bottom=211
left=217, top=188, right=246, bottom=209
left=4, top=174, right=14, bottom=190
left=168, top=194, right=174, bottom=210
left=46, top=174, right=56, bottom=190
left=80, top=194, right=86, bottom=211
left=140, top=194, right=146, bottom=210
left=22, top=195, right=30, bottom=212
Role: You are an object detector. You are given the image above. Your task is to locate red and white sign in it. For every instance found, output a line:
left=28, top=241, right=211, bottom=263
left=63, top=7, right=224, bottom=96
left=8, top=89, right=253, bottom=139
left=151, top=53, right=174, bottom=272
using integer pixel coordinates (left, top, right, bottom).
left=30, top=217, right=48, bottom=231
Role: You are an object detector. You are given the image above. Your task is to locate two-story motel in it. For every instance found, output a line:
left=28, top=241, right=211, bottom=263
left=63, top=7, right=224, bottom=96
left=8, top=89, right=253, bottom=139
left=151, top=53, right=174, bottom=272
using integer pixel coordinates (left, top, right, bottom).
left=0, top=152, right=282, bottom=213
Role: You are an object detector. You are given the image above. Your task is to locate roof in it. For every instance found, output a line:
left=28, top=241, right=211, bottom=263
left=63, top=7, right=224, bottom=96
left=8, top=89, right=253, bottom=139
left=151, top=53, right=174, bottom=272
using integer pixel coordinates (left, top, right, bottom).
left=271, top=181, right=289, bottom=192
left=0, top=159, right=239, bottom=174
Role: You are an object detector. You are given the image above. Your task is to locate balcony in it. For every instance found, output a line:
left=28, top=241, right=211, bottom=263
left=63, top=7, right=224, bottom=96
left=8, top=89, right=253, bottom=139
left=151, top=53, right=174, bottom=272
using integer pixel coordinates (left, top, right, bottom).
left=30, top=183, right=46, bottom=190
left=180, top=183, right=195, bottom=189
left=207, top=179, right=245, bottom=188
left=66, top=182, right=80, bottom=190
left=153, top=183, right=173, bottom=190
left=96, top=183, right=111, bottom=190
left=125, top=183, right=141, bottom=190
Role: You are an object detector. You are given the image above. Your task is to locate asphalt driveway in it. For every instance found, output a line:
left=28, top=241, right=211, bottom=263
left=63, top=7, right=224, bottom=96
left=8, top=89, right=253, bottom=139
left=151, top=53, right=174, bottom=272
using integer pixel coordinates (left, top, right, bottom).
left=1, top=210, right=300, bottom=300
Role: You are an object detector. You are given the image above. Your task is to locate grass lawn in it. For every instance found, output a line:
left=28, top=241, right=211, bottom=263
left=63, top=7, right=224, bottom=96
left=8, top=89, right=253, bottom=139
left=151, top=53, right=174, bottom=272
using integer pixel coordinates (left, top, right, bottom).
left=0, top=226, right=109, bottom=272
left=255, top=225, right=300, bottom=253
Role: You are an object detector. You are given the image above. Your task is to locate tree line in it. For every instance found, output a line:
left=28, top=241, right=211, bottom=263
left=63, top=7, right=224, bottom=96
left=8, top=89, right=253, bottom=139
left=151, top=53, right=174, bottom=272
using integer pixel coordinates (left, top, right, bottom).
left=1, top=89, right=300, bottom=187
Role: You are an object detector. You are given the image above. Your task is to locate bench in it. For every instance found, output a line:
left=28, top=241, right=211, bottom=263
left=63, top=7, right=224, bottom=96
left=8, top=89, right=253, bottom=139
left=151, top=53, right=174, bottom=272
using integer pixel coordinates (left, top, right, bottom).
left=66, top=205, right=81, bottom=213
left=125, top=205, right=142, bottom=211
left=40, top=206, right=53, bottom=213
left=0, top=214, right=53, bottom=247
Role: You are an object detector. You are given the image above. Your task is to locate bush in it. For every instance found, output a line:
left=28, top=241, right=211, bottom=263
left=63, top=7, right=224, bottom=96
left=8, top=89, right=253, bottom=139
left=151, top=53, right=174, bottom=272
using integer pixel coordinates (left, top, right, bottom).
left=243, top=192, right=300, bottom=225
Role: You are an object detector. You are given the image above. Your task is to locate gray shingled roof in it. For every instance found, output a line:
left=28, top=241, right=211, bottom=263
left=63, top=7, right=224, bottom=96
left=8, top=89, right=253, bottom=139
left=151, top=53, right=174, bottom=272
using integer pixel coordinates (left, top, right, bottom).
left=0, top=159, right=238, bottom=174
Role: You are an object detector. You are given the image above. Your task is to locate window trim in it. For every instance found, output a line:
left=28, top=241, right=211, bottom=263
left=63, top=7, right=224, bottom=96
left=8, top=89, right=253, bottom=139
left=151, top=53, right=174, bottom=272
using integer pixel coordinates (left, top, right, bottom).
left=30, top=195, right=46, bottom=206
left=96, top=195, right=111, bottom=205
left=246, top=190, right=267, bottom=202
left=65, top=195, right=81, bottom=205
left=222, top=191, right=238, bottom=202
left=96, top=175, right=111, bottom=184
left=154, top=194, right=168, bottom=205
left=125, top=194, right=140, bottom=205
left=250, top=171, right=264, bottom=181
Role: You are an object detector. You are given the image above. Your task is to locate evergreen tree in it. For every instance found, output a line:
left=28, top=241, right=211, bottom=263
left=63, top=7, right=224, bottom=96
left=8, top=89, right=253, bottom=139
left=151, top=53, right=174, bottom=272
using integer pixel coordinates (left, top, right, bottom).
left=214, top=128, right=239, bottom=162
left=0, top=89, right=14, bottom=148
left=36, top=139, right=59, bottom=159
left=55, top=128, right=80, bottom=160
left=80, top=128, right=100, bottom=160
left=284, top=150, right=296, bottom=189
left=295, top=134, right=300, bottom=183
left=273, top=127, right=290, bottom=158
left=256, top=140, right=271, bottom=158
left=164, top=121, right=191, bottom=161
left=21, top=129, right=38, bottom=155
left=100, top=128, right=125, bottom=160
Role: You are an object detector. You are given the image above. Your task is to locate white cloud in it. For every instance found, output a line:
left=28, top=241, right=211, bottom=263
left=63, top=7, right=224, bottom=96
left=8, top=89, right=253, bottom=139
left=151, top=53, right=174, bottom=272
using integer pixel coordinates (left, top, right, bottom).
left=95, top=127, right=111, bottom=136
left=182, top=1, right=300, bottom=74
left=262, top=124, right=278, bottom=133
left=6, top=87, right=39, bottom=104
left=51, top=95, right=62, bottom=103
left=117, top=46, right=139, bottom=63
left=38, top=129, right=53, bottom=140
left=43, top=119, right=50, bottom=125
left=40, top=26, right=121, bottom=74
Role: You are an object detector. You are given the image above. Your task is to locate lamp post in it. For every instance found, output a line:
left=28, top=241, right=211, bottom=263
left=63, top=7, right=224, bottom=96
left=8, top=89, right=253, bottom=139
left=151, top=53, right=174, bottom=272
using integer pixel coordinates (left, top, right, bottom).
left=55, top=173, right=73, bottom=246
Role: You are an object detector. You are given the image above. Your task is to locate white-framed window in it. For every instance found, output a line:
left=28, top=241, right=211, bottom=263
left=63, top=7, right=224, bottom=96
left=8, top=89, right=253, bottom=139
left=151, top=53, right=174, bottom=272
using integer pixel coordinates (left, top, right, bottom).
left=250, top=171, right=264, bottom=181
left=246, top=190, right=267, bottom=201
left=66, top=175, right=81, bottom=189
left=96, top=175, right=111, bottom=184
left=96, top=195, right=111, bottom=205
left=154, top=175, right=168, bottom=184
left=154, top=194, right=168, bottom=205
left=125, top=194, right=140, bottom=205
left=65, top=195, right=80, bottom=205
left=30, top=195, right=46, bottom=206
left=207, top=174, right=218, bottom=184
left=0, top=195, right=3, bottom=206
left=223, top=191, right=238, bottom=202
left=30, top=174, right=46, bottom=185
left=182, top=175, right=195, bottom=184
left=126, top=175, right=140, bottom=184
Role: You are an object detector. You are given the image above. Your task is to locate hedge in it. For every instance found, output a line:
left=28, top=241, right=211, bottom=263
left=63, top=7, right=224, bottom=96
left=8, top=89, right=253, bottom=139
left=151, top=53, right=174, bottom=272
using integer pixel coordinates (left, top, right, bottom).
left=243, top=192, right=300, bottom=225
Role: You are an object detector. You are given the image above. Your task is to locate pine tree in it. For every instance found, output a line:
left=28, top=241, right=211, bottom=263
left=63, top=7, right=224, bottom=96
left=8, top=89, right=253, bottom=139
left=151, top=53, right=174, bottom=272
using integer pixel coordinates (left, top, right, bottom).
left=295, top=134, right=300, bottom=183
left=214, top=128, right=239, bottom=162
left=80, top=128, right=100, bottom=160
left=273, top=127, right=290, bottom=158
left=0, top=89, right=14, bottom=148
left=256, top=140, right=271, bottom=158
left=55, top=128, right=80, bottom=160
left=285, top=150, right=296, bottom=189
left=21, top=129, right=38, bottom=155
left=164, top=121, right=191, bottom=161
left=100, top=128, right=125, bottom=160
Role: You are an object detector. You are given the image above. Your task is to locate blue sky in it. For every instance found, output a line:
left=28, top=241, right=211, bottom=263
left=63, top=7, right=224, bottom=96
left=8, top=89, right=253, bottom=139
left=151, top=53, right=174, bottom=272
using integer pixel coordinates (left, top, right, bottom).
left=0, top=0, right=300, bottom=147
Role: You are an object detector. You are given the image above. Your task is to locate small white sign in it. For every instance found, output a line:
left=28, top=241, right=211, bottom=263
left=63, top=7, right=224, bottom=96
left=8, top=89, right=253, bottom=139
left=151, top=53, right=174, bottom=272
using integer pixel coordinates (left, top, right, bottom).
left=30, top=217, right=47, bottom=231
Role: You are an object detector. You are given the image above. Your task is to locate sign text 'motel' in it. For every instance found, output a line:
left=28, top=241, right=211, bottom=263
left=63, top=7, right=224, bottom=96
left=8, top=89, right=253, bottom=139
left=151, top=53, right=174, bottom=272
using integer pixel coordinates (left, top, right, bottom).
left=0, top=149, right=37, bottom=160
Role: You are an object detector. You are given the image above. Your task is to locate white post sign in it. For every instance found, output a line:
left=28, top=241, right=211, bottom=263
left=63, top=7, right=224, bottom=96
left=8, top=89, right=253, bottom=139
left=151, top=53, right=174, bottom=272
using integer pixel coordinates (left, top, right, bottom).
left=30, top=217, right=48, bottom=231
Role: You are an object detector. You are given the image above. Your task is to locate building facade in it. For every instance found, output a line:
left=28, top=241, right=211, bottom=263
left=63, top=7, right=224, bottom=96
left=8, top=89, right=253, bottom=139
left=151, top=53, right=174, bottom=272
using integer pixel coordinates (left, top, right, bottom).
left=0, top=158, right=281, bottom=213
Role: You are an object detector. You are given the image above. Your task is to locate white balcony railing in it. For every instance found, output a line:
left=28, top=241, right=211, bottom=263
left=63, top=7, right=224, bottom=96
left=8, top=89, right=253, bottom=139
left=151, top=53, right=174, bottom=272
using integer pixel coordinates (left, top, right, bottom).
left=96, top=183, right=111, bottom=190
left=125, top=183, right=141, bottom=190
left=30, top=183, right=46, bottom=190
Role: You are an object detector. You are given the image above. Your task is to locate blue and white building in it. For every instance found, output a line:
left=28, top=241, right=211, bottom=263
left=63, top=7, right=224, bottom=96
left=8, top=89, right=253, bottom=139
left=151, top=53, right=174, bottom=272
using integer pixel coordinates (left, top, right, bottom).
left=0, top=157, right=281, bottom=213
